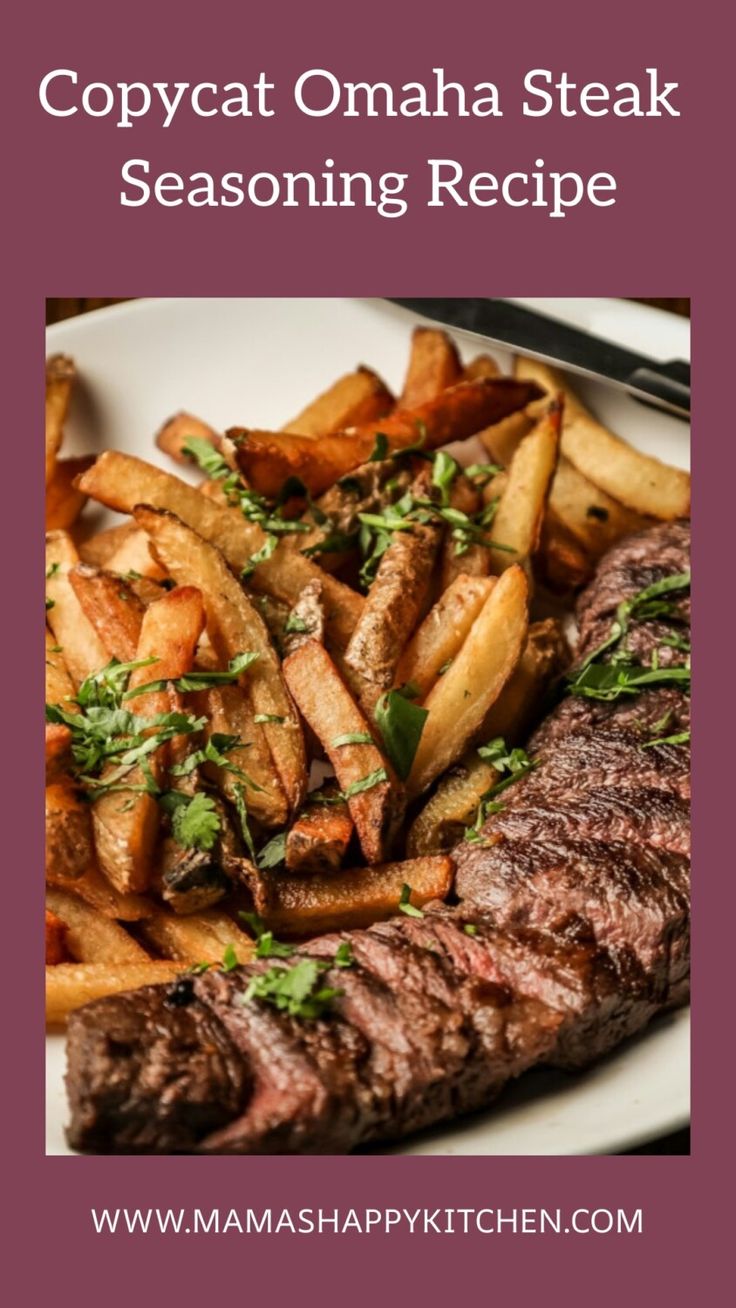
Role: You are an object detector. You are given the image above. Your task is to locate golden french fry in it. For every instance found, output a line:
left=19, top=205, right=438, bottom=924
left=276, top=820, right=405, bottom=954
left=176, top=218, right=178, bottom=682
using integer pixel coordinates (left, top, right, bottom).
left=395, top=574, right=495, bottom=700
left=344, top=507, right=441, bottom=695
left=283, top=639, right=400, bottom=864
left=407, top=754, right=499, bottom=855
left=408, top=565, right=529, bottom=798
left=538, top=512, right=593, bottom=592
left=263, top=855, right=453, bottom=936
left=198, top=683, right=289, bottom=828
left=138, top=907, right=255, bottom=963
left=135, top=506, right=307, bottom=814
left=45, top=626, right=75, bottom=706
left=91, top=586, right=206, bottom=894
left=400, top=328, right=462, bottom=408
left=232, top=378, right=543, bottom=497
left=546, top=456, right=649, bottom=558
left=285, top=791, right=353, bottom=874
left=69, top=565, right=146, bottom=660
left=463, top=353, right=501, bottom=381
left=515, top=357, right=690, bottom=519
left=78, top=521, right=139, bottom=567
left=283, top=366, right=393, bottom=437
left=46, top=781, right=95, bottom=880
left=156, top=411, right=220, bottom=464
left=46, top=961, right=182, bottom=1025
left=489, top=402, right=561, bottom=573
left=46, top=862, right=154, bottom=921
left=77, top=453, right=362, bottom=649
left=438, top=476, right=492, bottom=589
left=46, top=909, right=69, bottom=964
left=477, top=618, right=568, bottom=744
left=106, top=526, right=167, bottom=581
left=45, top=354, right=75, bottom=486
left=45, top=455, right=94, bottom=530
left=46, top=888, right=148, bottom=963
left=46, top=531, right=110, bottom=687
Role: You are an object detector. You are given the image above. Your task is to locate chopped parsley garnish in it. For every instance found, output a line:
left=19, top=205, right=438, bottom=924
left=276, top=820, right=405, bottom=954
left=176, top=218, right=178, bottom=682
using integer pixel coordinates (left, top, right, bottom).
left=463, top=924, right=478, bottom=936
left=242, top=958, right=342, bottom=1020
left=374, top=690, right=428, bottom=780
left=45, top=598, right=55, bottom=610
left=183, top=436, right=232, bottom=480
left=398, top=883, right=424, bottom=918
left=368, top=432, right=390, bottom=462
left=342, top=768, right=389, bottom=798
left=232, top=784, right=257, bottom=860
left=463, top=738, right=536, bottom=841
left=257, top=830, right=287, bottom=869
left=46, top=562, right=60, bottom=579
left=284, top=613, right=309, bottom=635
left=238, top=911, right=296, bottom=960
left=642, top=729, right=690, bottom=749
left=162, top=791, right=221, bottom=852
left=332, top=732, right=374, bottom=747
left=124, top=651, right=258, bottom=699
left=254, top=713, right=286, bottom=724
left=221, top=943, right=239, bottom=972
left=170, top=732, right=264, bottom=792
left=186, top=961, right=212, bottom=975
left=334, top=941, right=354, bottom=968
left=566, top=571, right=691, bottom=704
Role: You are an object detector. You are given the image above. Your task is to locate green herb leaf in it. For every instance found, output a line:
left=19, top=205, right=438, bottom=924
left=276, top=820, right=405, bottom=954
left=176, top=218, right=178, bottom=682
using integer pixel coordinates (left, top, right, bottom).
left=331, top=732, right=374, bottom=747
left=284, top=613, right=309, bottom=635
left=257, top=831, right=287, bottom=869
left=334, top=941, right=354, bottom=968
left=242, top=958, right=342, bottom=1020
left=374, top=690, right=428, bottom=781
left=431, top=451, right=460, bottom=505
left=221, top=943, right=239, bottom=972
left=463, top=923, right=478, bottom=936
left=398, top=883, right=424, bottom=918
left=368, top=432, right=390, bottom=462
left=46, top=562, right=60, bottom=579
left=342, top=768, right=388, bottom=799
left=253, top=713, right=286, bottom=724
left=183, top=436, right=232, bottom=481
left=124, top=652, right=258, bottom=699
left=167, top=792, right=221, bottom=852
left=642, top=729, right=690, bottom=749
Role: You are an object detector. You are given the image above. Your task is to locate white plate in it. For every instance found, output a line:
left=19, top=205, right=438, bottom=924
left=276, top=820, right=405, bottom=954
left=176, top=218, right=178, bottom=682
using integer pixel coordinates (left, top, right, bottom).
left=45, top=296, right=690, bottom=1156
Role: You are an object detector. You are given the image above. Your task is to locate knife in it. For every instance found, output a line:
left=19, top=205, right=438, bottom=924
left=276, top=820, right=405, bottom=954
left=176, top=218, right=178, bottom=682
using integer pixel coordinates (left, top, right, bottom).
left=387, top=298, right=690, bottom=420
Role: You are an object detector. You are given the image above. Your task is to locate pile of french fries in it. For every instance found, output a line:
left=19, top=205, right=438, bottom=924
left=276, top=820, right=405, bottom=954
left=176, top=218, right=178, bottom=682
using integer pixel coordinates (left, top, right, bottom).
left=44, top=326, right=690, bottom=1024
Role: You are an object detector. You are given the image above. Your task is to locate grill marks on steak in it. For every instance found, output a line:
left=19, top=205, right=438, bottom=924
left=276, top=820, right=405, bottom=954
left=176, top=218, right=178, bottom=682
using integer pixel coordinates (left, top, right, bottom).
left=64, top=521, right=691, bottom=1153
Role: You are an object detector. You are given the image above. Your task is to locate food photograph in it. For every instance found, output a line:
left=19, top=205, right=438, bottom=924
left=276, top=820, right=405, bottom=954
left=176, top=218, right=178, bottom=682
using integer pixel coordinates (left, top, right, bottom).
left=44, top=296, right=691, bottom=1156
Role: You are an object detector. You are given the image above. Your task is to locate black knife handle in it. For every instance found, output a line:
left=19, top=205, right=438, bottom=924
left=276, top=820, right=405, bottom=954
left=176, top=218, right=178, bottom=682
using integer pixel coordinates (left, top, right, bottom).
left=627, top=359, right=691, bottom=418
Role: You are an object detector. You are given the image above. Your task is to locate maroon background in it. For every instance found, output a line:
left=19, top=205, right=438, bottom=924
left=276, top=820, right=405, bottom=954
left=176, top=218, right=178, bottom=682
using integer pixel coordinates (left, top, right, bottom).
left=8, top=0, right=729, bottom=1302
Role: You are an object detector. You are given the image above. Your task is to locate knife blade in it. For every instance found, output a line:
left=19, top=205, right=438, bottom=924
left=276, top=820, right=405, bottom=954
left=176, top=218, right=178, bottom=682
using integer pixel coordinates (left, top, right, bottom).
left=387, top=298, right=690, bottom=419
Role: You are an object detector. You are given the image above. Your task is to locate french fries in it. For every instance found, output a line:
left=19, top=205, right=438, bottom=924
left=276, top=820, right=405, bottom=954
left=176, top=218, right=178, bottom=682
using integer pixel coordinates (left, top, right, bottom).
left=407, top=755, right=499, bottom=856
left=42, top=321, right=690, bottom=1023
left=407, top=565, right=529, bottom=798
left=46, top=961, right=182, bottom=1025
left=344, top=500, right=441, bottom=694
left=285, top=790, right=353, bottom=874
left=232, top=378, right=543, bottom=496
left=489, top=402, right=561, bottom=573
left=156, top=411, right=220, bottom=464
left=138, top=906, right=255, bottom=963
left=197, top=683, right=289, bottom=828
left=283, top=639, right=401, bottom=863
left=46, top=455, right=94, bottom=530
left=45, top=354, right=75, bottom=485
left=45, top=531, right=110, bottom=687
left=46, top=888, right=148, bottom=963
left=91, top=586, right=206, bottom=894
left=46, top=861, right=154, bottom=921
left=546, top=456, right=648, bottom=558
left=262, top=855, right=454, bottom=935
left=69, top=565, right=146, bottom=660
left=135, top=506, right=307, bottom=813
left=400, top=328, right=462, bottom=408
left=45, top=781, right=95, bottom=880
left=515, top=357, right=691, bottom=520
left=77, top=453, right=363, bottom=648
left=395, top=574, right=495, bottom=700
left=283, top=366, right=393, bottom=437
left=45, top=910, right=68, bottom=964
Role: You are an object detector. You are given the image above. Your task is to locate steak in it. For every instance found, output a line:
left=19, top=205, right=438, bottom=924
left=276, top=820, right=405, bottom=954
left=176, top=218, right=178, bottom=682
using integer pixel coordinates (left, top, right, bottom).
left=65, top=520, right=691, bottom=1153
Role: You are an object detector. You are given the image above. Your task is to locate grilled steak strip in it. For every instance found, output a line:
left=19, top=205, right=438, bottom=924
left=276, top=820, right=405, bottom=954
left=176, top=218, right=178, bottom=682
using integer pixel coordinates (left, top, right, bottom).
left=65, top=521, right=691, bottom=1153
